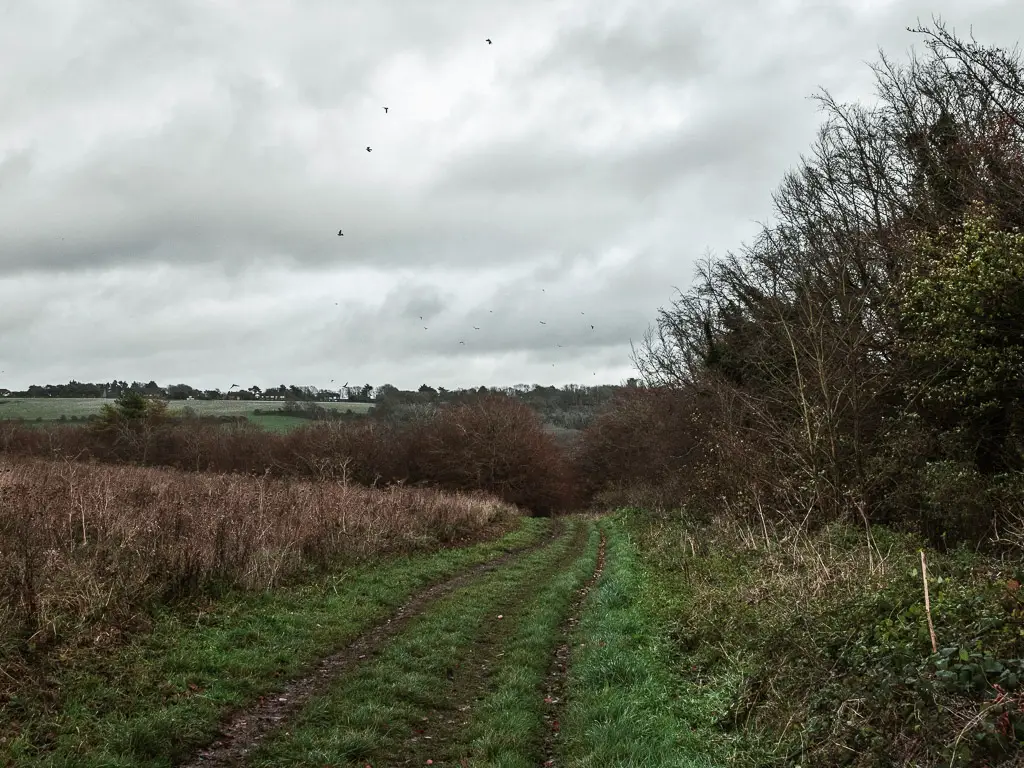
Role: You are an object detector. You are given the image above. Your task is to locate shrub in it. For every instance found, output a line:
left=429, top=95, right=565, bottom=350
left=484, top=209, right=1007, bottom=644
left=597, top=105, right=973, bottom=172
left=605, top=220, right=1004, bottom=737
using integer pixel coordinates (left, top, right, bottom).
left=574, top=387, right=712, bottom=512
left=627, top=509, right=1024, bottom=767
left=0, top=394, right=577, bottom=515
left=416, top=395, right=576, bottom=515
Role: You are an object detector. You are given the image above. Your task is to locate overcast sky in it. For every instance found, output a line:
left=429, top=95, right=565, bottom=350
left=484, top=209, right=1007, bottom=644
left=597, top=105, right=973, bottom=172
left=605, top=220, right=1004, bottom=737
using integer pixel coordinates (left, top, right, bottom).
left=0, top=0, right=1020, bottom=392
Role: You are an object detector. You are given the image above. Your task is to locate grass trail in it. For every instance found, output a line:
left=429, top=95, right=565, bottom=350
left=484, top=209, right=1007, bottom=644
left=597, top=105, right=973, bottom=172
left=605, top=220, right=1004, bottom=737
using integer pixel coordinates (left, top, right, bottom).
left=247, top=519, right=595, bottom=767
left=557, top=515, right=738, bottom=767
left=465, top=521, right=605, bottom=768
left=2, top=519, right=552, bottom=768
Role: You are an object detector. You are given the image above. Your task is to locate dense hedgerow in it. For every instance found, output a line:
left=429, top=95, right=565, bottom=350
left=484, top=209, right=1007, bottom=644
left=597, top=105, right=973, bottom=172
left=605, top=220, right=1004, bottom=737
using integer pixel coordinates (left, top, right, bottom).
left=0, top=394, right=575, bottom=515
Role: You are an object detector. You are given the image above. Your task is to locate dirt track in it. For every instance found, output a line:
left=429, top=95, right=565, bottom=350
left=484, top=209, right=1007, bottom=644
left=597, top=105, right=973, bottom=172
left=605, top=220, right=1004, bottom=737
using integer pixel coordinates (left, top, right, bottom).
left=180, top=520, right=568, bottom=767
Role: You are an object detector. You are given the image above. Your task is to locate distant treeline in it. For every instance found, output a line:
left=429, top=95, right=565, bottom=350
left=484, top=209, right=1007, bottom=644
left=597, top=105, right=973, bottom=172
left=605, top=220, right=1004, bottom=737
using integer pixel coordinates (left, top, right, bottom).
left=0, top=379, right=635, bottom=429
left=0, top=380, right=371, bottom=402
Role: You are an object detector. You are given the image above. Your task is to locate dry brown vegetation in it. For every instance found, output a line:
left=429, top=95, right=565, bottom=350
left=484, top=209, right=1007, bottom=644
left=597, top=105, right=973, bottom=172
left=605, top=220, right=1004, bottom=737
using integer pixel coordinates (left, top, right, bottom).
left=0, top=456, right=518, bottom=659
left=573, top=386, right=714, bottom=512
left=0, top=394, right=576, bottom=516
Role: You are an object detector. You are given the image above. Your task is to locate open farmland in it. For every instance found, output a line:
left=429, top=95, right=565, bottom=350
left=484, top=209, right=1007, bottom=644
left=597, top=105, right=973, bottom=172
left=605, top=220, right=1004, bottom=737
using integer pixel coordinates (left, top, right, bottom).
left=0, top=397, right=372, bottom=424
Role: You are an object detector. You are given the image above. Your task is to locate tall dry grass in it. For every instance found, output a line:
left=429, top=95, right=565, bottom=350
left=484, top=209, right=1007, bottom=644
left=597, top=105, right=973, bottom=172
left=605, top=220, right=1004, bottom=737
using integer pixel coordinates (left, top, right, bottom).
left=0, top=456, right=518, bottom=655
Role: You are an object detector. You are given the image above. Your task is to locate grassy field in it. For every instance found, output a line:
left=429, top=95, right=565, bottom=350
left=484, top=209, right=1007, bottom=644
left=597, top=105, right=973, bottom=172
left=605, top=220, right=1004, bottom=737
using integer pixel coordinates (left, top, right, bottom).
left=0, top=397, right=372, bottom=423
left=0, top=397, right=579, bottom=438
left=246, top=412, right=325, bottom=433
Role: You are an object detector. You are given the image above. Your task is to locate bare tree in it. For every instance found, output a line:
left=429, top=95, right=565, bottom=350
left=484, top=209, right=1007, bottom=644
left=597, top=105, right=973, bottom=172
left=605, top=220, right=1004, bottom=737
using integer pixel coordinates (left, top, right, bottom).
left=631, top=18, right=1024, bottom=529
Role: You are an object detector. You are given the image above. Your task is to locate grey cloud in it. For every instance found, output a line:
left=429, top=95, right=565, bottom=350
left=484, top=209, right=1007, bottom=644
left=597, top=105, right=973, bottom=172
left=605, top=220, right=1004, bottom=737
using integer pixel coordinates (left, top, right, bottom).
left=380, top=282, right=451, bottom=323
left=1, top=1, right=1022, bottom=390
left=432, top=140, right=596, bottom=195
left=0, top=147, right=33, bottom=186
left=527, top=3, right=712, bottom=90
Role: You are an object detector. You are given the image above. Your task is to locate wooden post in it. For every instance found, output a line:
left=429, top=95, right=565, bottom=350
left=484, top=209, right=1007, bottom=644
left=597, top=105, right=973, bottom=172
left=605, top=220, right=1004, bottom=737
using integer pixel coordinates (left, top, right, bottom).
left=921, top=550, right=937, bottom=654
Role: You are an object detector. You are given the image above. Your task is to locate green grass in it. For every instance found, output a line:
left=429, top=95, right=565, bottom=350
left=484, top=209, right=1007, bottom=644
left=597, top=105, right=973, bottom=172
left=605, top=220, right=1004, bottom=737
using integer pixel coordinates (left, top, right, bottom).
left=247, top=520, right=588, bottom=767
left=559, top=514, right=738, bottom=767
left=0, top=398, right=372, bottom=430
left=465, top=522, right=602, bottom=767
left=246, top=412, right=314, bottom=433
left=0, top=397, right=372, bottom=420
left=2, top=518, right=551, bottom=768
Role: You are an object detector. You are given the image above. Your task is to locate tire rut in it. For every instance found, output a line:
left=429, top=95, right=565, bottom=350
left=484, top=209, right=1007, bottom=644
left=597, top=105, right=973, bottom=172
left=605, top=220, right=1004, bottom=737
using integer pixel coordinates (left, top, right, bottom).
left=537, top=525, right=608, bottom=767
left=179, top=519, right=565, bottom=767
left=390, top=520, right=591, bottom=767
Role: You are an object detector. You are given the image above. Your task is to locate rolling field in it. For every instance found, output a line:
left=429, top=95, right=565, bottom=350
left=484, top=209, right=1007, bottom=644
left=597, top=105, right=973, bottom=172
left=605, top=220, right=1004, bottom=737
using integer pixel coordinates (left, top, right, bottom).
left=0, top=397, right=580, bottom=437
left=0, top=397, right=372, bottom=423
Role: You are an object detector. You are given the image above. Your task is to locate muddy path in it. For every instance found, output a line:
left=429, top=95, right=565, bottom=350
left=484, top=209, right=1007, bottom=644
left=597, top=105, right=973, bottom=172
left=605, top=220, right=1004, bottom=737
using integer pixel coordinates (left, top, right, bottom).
left=385, top=520, right=593, bottom=767
left=179, top=518, right=566, bottom=767
left=538, top=526, right=608, bottom=767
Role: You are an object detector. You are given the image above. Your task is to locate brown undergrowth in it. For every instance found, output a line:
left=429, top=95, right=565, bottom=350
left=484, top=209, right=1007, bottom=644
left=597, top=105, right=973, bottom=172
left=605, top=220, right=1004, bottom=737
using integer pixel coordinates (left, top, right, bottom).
left=0, top=457, right=519, bottom=684
left=629, top=509, right=1024, bottom=766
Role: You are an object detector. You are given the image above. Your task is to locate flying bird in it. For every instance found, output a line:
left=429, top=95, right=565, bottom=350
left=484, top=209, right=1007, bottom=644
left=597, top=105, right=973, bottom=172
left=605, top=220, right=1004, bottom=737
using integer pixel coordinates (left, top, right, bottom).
left=473, top=326, right=480, bottom=330
left=591, top=325, right=595, bottom=329
left=459, top=341, right=465, bottom=344
left=366, top=146, right=372, bottom=152
left=539, top=321, right=547, bottom=325
left=337, top=230, right=343, bottom=236
left=486, top=38, right=492, bottom=44
left=229, top=384, right=239, bottom=389
left=424, top=327, right=428, bottom=330
left=383, top=107, right=388, bottom=113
